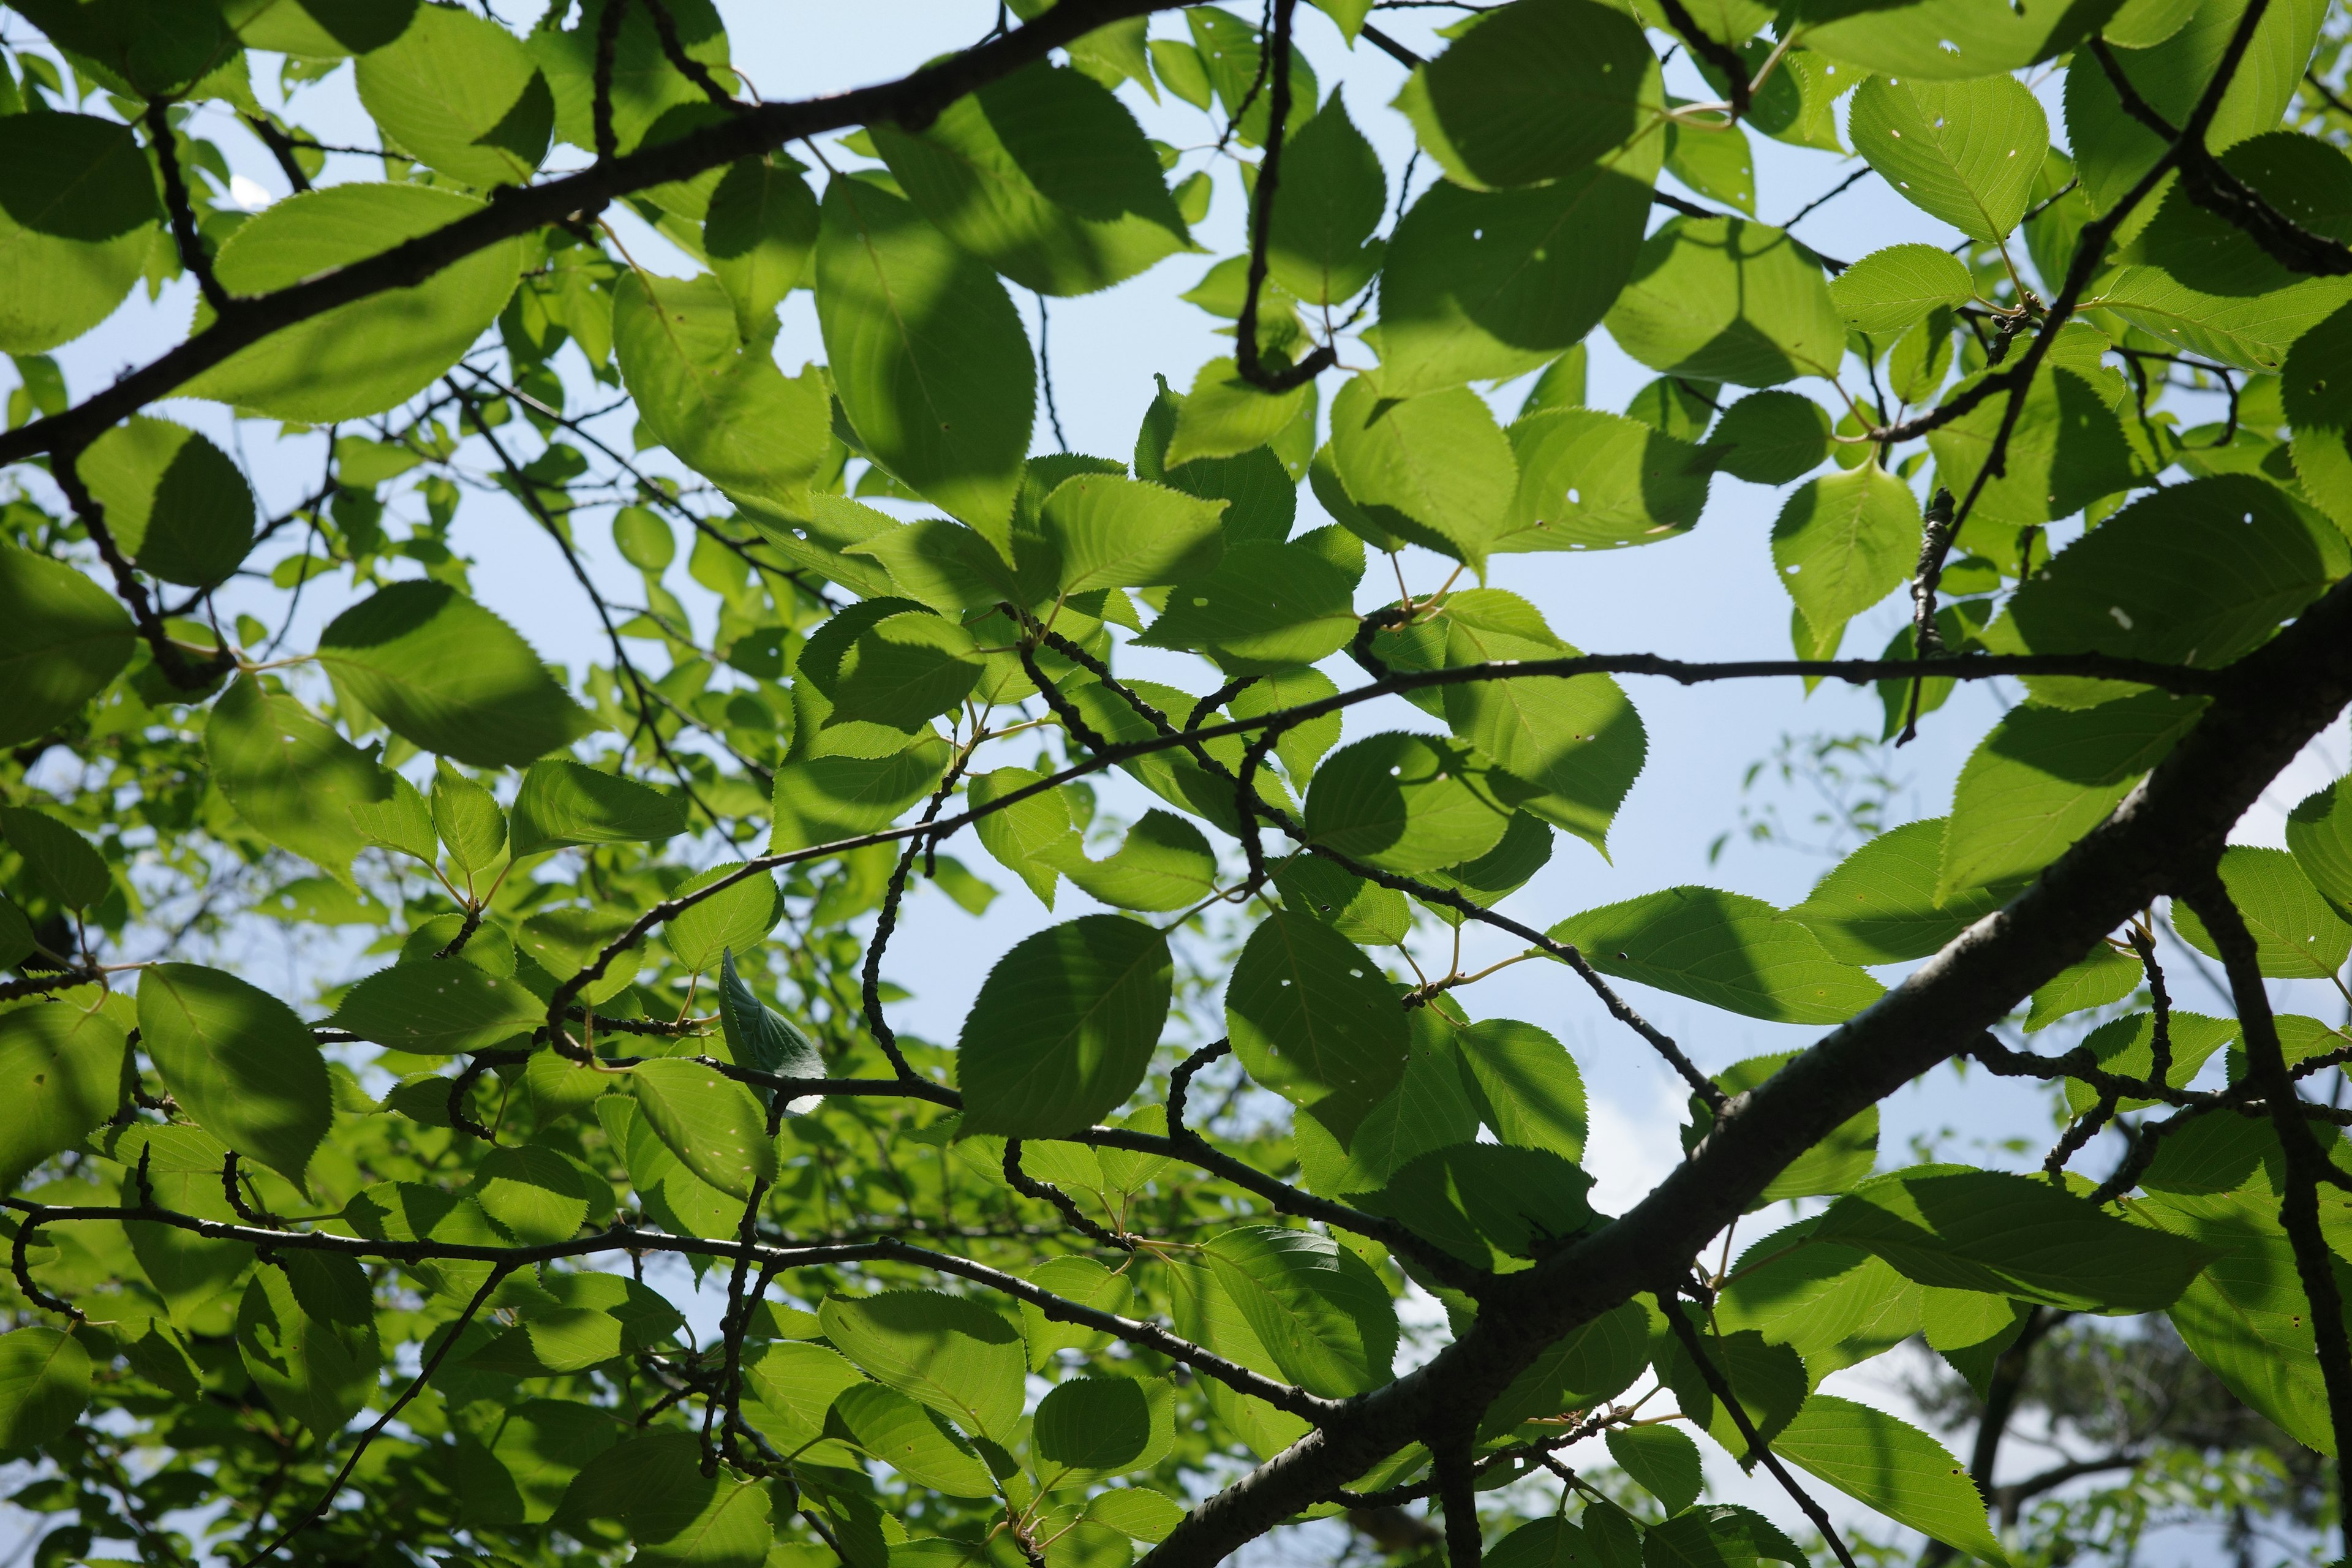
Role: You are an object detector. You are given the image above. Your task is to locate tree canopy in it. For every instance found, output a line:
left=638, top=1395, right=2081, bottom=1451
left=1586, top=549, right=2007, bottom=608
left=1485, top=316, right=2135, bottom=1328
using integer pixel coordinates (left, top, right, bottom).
left=2, top=1, right=2352, bottom=1566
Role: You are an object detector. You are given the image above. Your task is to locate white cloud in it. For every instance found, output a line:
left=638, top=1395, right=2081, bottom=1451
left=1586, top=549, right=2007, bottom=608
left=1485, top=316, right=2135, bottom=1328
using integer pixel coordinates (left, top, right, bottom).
left=228, top=174, right=276, bottom=211
left=1585, top=1078, right=1690, bottom=1219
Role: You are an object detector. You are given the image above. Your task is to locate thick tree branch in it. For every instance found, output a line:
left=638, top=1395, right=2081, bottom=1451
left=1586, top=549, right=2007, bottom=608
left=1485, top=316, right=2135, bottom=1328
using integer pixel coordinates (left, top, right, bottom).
left=1133, top=571, right=2352, bottom=1568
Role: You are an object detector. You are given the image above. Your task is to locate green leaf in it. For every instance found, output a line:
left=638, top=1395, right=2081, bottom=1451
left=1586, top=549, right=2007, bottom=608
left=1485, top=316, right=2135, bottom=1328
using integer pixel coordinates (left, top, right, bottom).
left=317, top=581, right=596, bottom=767
left=741, top=1339, right=867, bottom=1448
left=1713, top=1223, right=1923, bottom=1385
left=431, top=760, right=506, bottom=880
left=1166, top=355, right=1312, bottom=469
left=0, top=1327, right=91, bottom=1452
left=0, top=805, right=108, bottom=909
left=1136, top=540, right=1359, bottom=674
left=1305, top=733, right=1520, bottom=875
left=830, top=1381, right=996, bottom=1496
left=668, top=863, right=781, bottom=975
left=738, top=492, right=907, bottom=600
left=630, top=1058, right=775, bottom=1200
left=704, top=156, right=819, bottom=341
left=1850, top=75, right=2047, bottom=243
left=1666, top=118, right=1756, bottom=216
left=1656, top=1314, right=1809, bottom=1463
left=1455, top=1018, right=1586, bottom=1161
left=2097, top=147, right=2352, bottom=372
left=1227, top=667, right=1344, bottom=785
left=1890, top=306, right=1961, bottom=407
left=510, top=759, right=687, bottom=858
left=1627, top=375, right=1721, bottom=442
left=206, top=677, right=394, bottom=891
left=818, top=1290, right=1025, bottom=1441
left=874, top=60, right=1189, bottom=298
left=1793, top=0, right=2106, bottom=77
left=353, top=2, right=550, bottom=187
left=2068, top=0, right=2328, bottom=217
left=2172, top=845, right=2352, bottom=980
left=2286, top=776, right=2352, bottom=923
left=1358, top=1142, right=1596, bottom=1265
left=614, top=271, right=830, bottom=511
left=461, top=1398, right=627, bottom=1526
left=1608, top=1423, right=1703, bottom=1513
left=139, top=963, right=331, bottom=1190
left=1643, top=1508, right=1807, bottom=1568
left=2064, top=1009, right=2237, bottom=1115
left=968, top=767, right=1079, bottom=907
left=1773, top=1395, right=2007, bottom=1566
left=1706, top=391, right=1832, bottom=486
left=1375, top=159, right=1658, bottom=398
left=1402, top=590, right=1646, bottom=856
left=1039, top=473, right=1226, bottom=593
left=1032, top=1375, right=1175, bottom=1477
left=2025, top=942, right=2144, bottom=1030
left=957, top=914, right=1174, bottom=1137
left=558, top=1428, right=774, bottom=1566
left=1298, top=1010, right=1480, bottom=1195
left=1135, top=374, right=1299, bottom=543
left=827, top=612, right=984, bottom=732
left=469, top=1145, right=590, bottom=1246
left=1939, top=691, right=2208, bottom=899
left=0, top=113, right=159, bottom=354
left=1829, top=243, right=1977, bottom=337
left=183, top=184, right=525, bottom=421
left=2139, top=1183, right=2351, bottom=1453
left=1772, top=459, right=1918, bottom=634
left=718, top=948, right=824, bottom=1109
left=816, top=178, right=1033, bottom=551
left=1273, top=855, right=1412, bottom=947
left=1497, top=409, right=1714, bottom=552
left=768, top=735, right=953, bottom=854
left=1814, top=1165, right=2214, bottom=1311
left=349, top=771, right=438, bottom=865
left=1978, top=475, right=2348, bottom=709
left=331, top=958, right=542, bottom=1056
left=77, top=417, right=255, bottom=589
left=235, top=1250, right=382, bottom=1434
left=530, top=0, right=733, bottom=157
left=0, top=1003, right=126, bottom=1188
left=1264, top=90, right=1385, bottom=306
left=848, top=516, right=1028, bottom=614
left=1605, top=217, right=1844, bottom=387
left=1548, top=886, right=1885, bottom=1025
left=1393, top=0, right=1662, bottom=190
left=1784, top=819, right=2006, bottom=965
left=1226, top=908, right=1408, bottom=1133
left=1327, top=379, right=1518, bottom=570
left=0, top=543, right=135, bottom=748
left=1050, top=810, right=1220, bottom=913
left=1203, top=1226, right=1396, bottom=1397
left=1485, top=1519, right=1595, bottom=1568
left=1087, top=1488, right=1185, bottom=1544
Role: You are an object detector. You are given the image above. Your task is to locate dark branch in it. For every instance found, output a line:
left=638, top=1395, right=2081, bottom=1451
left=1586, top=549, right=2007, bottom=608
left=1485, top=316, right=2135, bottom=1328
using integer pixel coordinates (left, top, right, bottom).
left=1234, top=0, right=1340, bottom=395
left=0, top=0, right=1187, bottom=468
